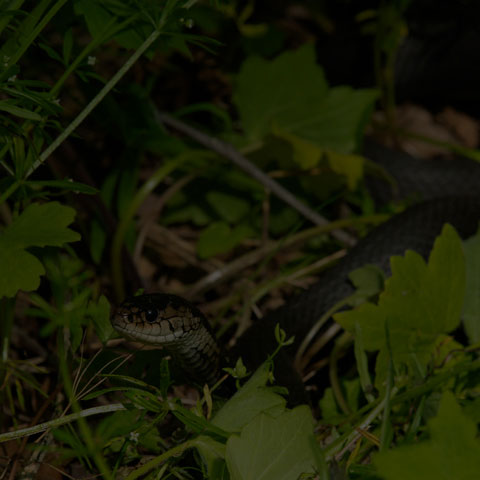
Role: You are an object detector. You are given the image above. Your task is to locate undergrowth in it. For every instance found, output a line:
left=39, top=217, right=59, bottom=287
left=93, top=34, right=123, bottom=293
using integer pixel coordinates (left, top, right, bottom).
left=1, top=1, right=480, bottom=479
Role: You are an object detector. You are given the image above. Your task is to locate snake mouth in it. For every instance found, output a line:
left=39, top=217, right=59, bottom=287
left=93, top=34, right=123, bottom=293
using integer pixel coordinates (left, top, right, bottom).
left=112, top=314, right=185, bottom=345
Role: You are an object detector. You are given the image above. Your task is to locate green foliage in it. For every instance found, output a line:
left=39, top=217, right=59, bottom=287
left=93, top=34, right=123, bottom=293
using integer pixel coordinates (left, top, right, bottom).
left=234, top=43, right=378, bottom=186
left=374, top=391, right=480, bottom=480
left=462, top=233, right=480, bottom=343
left=2, top=1, right=480, bottom=479
left=226, top=406, right=318, bottom=480
left=161, top=44, right=379, bottom=259
left=197, top=221, right=255, bottom=258
left=0, top=202, right=80, bottom=297
left=212, top=362, right=286, bottom=433
left=335, top=224, right=465, bottom=391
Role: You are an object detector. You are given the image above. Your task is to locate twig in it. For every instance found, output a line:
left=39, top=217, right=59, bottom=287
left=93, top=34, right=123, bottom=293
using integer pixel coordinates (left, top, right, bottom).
left=154, top=110, right=356, bottom=246
left=187, top=214, right=387, bottom=298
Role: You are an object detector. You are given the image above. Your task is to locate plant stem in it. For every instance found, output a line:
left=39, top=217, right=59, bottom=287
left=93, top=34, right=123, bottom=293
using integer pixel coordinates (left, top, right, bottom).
left=0, top=404, right=126, bottom=443
left=0, top=0, right=25, bottom=38
left=26, top=27, right=162, bottom=178
left=124, top=439, right=195, bottom=480
left=156, top=111, right=357, bottom=246
left=5, top=0, right=69, bottom=71
left=50, top=15, right=137, bottom=97
left=0, top=179, right=21, bottom=207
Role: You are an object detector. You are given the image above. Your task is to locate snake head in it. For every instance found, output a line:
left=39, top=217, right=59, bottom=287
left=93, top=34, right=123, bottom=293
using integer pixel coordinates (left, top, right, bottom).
left=111, top=293, right=220, bottom=385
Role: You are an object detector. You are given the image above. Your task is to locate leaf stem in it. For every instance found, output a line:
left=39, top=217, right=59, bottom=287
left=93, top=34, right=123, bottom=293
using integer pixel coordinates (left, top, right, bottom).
left=26, top=27, right=162, bottom=178
left=50, top=15, right=137, bottom=98
left=3, top=0, right=69, bottom=71
left=0, top=179, right=21, bottom=207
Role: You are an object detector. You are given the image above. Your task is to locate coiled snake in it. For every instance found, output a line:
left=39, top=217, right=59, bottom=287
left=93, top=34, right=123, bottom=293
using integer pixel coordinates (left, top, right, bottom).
left=112, top=143, right=480, bottom=399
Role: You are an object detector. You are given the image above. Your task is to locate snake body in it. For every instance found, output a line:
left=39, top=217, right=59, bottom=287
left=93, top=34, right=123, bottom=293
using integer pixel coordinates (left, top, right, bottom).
left=112, top=144, right=480, bottom=397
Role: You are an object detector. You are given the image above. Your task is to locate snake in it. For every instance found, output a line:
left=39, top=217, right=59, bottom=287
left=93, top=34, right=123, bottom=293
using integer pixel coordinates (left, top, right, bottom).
left=112, top=293, right=220, bottom=385
left=111, top=142, right=480, bottom=400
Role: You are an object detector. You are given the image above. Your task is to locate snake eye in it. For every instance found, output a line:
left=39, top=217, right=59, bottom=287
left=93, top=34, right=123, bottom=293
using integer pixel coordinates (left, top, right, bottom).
left=145, top=309, right=158, bottom=323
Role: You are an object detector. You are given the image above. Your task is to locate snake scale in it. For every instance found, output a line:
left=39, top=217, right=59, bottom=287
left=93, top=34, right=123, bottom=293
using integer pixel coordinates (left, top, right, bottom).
left=112, top=142, right=480, bottom=402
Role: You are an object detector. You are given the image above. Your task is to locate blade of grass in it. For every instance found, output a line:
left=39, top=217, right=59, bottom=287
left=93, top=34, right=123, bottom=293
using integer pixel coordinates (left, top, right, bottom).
left=0, top=0, right=25, bottom=38
left=2, top=0, right=69, bottom=74
left=25, top=26, right=162, bottom=178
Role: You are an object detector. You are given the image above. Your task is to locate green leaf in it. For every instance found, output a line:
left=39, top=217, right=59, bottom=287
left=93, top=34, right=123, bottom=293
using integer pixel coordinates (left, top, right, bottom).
left=163, top=203, right=211, bottom=226
left=213, top=362, right=286, bottom=433
left=234, top=44, right=328, bottom=143
left=225, top=406, right=316, bottom=480
left=197, top=221, right=254, bottom=258
left=89, top=295, right=112, bottom=344
left=270, top=127, right=323, bottom=170
left=374, top=390, right=480, bottom=480
left=96, top=409, right=143, bottom=443
left=27, top=179, right=98, bottom=194
left=74, top=0, right=115, bottom=41
left=0, top=202, right=80, bottom=297
left=462, top=230, right=480, bottom=343
left=0, top=100, right=43, bottom=120
left=206, top=191, right=250, bottom=223
left=0, top=250, right=45, bottom=298
left=63, top=28, right=73, bottom=64
left=89, top=217, right=106, bottom=264
left=327, top=151, right=365, bottom=190
left=193, top=435, right=227, bottom=479
left=348, top=264, right=385, bottom=306
left=335, top=224, right=465, bottom=389
left=234, top=44, right=378, bottom=156
left=2, top=202, right=80, bottom=248
left=319, top=378, right=362, bottom=424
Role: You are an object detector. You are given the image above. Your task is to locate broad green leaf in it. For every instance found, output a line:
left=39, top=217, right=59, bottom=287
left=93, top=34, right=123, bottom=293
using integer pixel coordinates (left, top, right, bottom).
left=193, top=435, right=227, bottom=479
left=226, top=406, right=316, bottom=480
left=234, top=44, right=378, bottom=156
left=271, top=127, right=323, bottom=170
left=234, top=44, right=328, bottom=143
left=374, top=391, right=480, bottom=480
left=197, top=221, right=254, bottom=258
left=0, top=202, right=80, bottom=297
left=300, top=86, right=377, bottom=153
left=163, top=203, right=211, bottom=226
left=206, top=191, right=250, bottom=223
left=213, top=362, right=286, bottom=433
left=0, top=249, right=45, bottom=297
left=96, top=409, right=143, bottom=443
left=335, top=224, right=465, bottom=389
left=326, top=151, right=365, bottom=190
left=348, top=264, right=385, bottom=306
left=462, top=230, right=480, bottom=343
left=2, top=202, right=80, bottom=248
